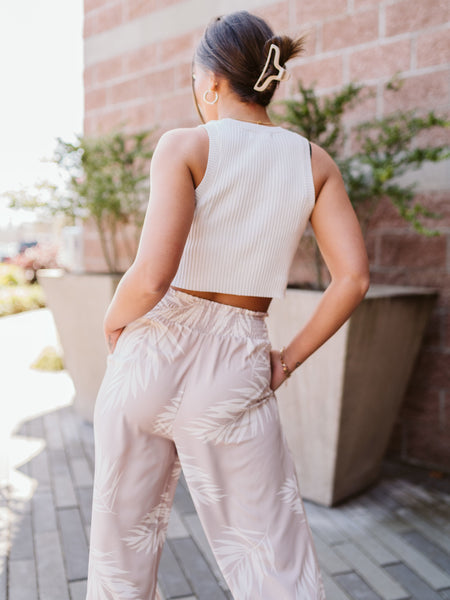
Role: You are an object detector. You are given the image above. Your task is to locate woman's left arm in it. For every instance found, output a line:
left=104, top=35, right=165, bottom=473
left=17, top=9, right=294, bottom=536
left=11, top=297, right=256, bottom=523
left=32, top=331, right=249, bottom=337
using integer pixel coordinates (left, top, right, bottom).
left=103, top=128, right=196, bottom=352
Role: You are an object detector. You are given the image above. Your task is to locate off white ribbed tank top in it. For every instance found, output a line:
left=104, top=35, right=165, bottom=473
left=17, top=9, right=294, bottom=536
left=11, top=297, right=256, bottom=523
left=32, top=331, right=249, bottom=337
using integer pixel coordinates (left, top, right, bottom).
left=171, top=117, right=315, bottom=298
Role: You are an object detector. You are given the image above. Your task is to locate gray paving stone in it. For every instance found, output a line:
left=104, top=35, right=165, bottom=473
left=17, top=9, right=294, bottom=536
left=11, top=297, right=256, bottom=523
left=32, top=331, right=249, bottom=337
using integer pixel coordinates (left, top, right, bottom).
left=313, top=534, right=352, bottom=574
left=333, top=541, right=409, bottom=600
left=158, top=542, right=193, bottom=599
left=9, top=512, right=34, bottom=561
left=334, top=570, right=383, bottom=600
left=417, top=502, right=450, bottom=536
left=58, top=507, right=89, bottom=581
left=338, top=505, right=402, bottom=566
left=0, top=497, right=9, bottom=584
left=321, top=570, right=353, bottom=600
left=0, top=558, right=6, bottom=600
left=43, top=413, right=65, bottom=450
left=167, top=504, right=189, bottom=539
left=385, top=481, right=450, bottom=535
left=29, top=447, right=51, bottom=488
left=8, top=493, right=31, bottom=516
left=174, top=478, right=196, bottom=515
left=362, top=506, right=450, bottom=590
left=70, top=457, right=94, bottom=487
left=69, top=579, right=87, bottom=600
left=183, top=513, right=229, bottom=591
left=327, top=502, right=400, bottom=567
left=396, top=479, right=436, bottom=504
left=32, top=488, right=57, bottom=534
left=6, top=382, right=450, bottom=600
left=9, top=558, right=38, bottom=600
left=60, top=404, right=81, bottom=433
left=169, top=537, right=228, bottom=600
left=396, top=506, right=450, bottom=555
left=35, top=530, right=70, bottom=600
left=53, top=473, right=78, bottom=508
left=29, top=416, right=45, bottom=438
left=76, top=485, right=93, bottom=530
left=60, top=410, right=85, bottom=460
left=48, top=447, right=71, bottom=476
left=385, top=562, right=445, bottom=600
left=78, top=421, right=95, bottom=468
left=302, top=501, right=349, bottom=545
left=401, top=530, right=450, bottom=575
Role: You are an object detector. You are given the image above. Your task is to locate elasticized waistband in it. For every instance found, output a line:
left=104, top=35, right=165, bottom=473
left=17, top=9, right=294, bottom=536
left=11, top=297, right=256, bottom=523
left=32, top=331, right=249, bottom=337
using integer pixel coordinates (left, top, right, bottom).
left=146, top=287, right=270, bottom=341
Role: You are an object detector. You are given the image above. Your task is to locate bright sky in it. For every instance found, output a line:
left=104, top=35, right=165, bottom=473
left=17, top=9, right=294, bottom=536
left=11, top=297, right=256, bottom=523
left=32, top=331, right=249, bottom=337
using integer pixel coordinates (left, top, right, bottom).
left=0, top=0, right=83, bottom=226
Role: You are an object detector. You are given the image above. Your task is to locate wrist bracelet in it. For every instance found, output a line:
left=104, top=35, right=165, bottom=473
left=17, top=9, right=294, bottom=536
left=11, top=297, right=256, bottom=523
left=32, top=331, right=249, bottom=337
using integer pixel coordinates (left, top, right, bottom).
left=279, top=347, right=301, bottom=378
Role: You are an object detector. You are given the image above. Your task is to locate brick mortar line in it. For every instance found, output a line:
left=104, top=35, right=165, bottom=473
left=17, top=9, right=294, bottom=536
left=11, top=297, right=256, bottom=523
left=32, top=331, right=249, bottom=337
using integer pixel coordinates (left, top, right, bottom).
left=379, top=3, right=386, bottom=38
left=292, top=44, right=449, bottom=70
left=85, top=63, right=192, bottom=91
left=84, top=0, right=122, bottom=16
left=84, top=8, right=450, bottom=43
left=85, top=89, right=193, bottom=114
left=84, top=63, right=450, bottom=102
left=83, top=24, right=450, bottom=89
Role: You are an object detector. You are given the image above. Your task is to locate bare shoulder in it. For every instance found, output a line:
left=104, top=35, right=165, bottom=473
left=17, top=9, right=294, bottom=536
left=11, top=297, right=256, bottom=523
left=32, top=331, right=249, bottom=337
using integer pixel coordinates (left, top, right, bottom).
left=310, top=142, right=343, bottom=199
left=153, top=126, right=208, bottom=187
left=155, top=126, right=206, bottom=159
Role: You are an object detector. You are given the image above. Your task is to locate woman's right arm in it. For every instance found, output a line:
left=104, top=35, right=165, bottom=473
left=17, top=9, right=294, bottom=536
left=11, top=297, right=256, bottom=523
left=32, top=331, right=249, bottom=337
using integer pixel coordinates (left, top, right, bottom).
left=271, top=143, right=370, bottom=389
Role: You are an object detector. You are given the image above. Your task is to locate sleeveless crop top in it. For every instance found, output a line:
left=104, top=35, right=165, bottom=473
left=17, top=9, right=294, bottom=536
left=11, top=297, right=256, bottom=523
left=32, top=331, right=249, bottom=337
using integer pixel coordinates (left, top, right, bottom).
left=171, top=117, right=316, bottom=298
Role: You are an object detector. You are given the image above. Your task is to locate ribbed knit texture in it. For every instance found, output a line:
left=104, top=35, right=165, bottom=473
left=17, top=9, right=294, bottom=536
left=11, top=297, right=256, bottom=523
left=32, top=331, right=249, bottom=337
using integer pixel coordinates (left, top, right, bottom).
left=171, top=117, right=316, bottom=298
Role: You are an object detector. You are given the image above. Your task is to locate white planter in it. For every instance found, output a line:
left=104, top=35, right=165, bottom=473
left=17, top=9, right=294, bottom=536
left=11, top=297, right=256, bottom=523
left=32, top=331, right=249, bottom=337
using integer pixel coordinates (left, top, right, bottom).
left=37, top=269, right=121, bottom=422
left=267, top=284, right=437, bottom=507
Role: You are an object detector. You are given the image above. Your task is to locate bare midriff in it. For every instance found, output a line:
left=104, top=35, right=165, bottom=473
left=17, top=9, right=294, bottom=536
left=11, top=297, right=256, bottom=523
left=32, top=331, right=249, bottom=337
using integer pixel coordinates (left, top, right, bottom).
left=171, top=286, right=272, bottom=313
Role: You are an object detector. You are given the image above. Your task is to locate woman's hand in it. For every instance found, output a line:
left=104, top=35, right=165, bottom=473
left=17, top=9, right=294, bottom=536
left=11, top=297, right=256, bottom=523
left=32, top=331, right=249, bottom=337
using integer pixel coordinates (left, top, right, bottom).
left=104, top=325, right=125, bottom=355
left=269, top=349, right=287, bottom=391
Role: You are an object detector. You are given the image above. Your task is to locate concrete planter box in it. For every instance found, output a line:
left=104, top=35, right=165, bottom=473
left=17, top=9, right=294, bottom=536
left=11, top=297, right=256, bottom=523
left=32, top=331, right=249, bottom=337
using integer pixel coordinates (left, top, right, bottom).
left=37, top=269, right=121, bottom=422
left=267, top=284, right=437, bottom=507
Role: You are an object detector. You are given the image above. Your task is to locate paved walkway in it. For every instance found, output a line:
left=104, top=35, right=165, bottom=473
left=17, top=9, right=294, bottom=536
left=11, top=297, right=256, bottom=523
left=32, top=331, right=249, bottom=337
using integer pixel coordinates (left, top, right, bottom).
left=1, top=309, right=450, bottom=600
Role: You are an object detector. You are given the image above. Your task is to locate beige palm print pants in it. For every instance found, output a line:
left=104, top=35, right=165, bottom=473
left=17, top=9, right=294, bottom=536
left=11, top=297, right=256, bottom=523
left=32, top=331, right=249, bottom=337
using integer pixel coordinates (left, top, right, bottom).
left=86, top=287, right=327, bottom=600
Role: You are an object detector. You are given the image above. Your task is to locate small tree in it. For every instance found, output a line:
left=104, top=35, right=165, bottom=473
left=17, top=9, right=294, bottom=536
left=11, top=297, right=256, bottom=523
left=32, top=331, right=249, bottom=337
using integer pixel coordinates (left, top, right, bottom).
left=8, top=129, right=155, bottom=273
left=272, top=79, right=449, bottom=289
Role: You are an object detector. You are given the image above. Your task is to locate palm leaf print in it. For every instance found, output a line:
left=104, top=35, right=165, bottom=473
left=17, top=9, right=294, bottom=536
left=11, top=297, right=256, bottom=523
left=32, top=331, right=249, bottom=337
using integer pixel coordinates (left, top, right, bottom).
left=122, top=491, right=172, bottom=555
left=153, top=390, right=184, bottom=437
left=87, top=547, right=141, bottom=599
left=295, top=553, right=327, bottom=600
left=100, top=317, right=183, bottom=414
left=183, top=395, right=274, bottom=444
left=213, top=526, right=276, bottom=600
left=178, top=451, right=225, bottom=506
left=171, top=455, right=182, bottom=481
left=277, top=476, right=306, bottom=519
left=155, top=297, right=207, bottom=330
left=92, top=446, right=122, bottom=514
left=181, top=343, right=275, bottom=444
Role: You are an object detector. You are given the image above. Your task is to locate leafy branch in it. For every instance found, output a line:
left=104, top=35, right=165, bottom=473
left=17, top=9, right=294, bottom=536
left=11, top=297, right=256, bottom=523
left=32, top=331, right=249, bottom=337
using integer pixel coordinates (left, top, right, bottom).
left=7, top=129, right=155, bottom=273
left=271, top=79, right=449, bottom=288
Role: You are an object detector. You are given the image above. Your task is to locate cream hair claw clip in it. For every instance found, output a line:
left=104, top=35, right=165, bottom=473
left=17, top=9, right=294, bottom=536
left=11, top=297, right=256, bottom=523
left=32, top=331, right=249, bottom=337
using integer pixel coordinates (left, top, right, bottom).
left=253, top=43, right=291, bottom=92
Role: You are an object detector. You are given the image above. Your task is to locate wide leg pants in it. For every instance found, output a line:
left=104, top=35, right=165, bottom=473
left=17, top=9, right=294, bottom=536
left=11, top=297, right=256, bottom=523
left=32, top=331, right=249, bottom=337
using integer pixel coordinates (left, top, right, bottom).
left=86, top=287, right=327, bottom=600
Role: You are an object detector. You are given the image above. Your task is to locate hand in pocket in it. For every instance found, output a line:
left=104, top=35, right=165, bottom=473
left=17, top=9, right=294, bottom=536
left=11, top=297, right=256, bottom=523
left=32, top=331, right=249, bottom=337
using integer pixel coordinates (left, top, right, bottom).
left=269, top=349, right=288, bottom=391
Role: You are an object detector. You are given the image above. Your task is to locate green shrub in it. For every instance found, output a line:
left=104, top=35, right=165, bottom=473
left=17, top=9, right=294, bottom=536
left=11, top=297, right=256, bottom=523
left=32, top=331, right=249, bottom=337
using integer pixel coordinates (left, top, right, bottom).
left=0, top=264, right=27, bottom=286
left=0, top=283, right=46, bottom=317
left=31, top=346, right=64, bottom=371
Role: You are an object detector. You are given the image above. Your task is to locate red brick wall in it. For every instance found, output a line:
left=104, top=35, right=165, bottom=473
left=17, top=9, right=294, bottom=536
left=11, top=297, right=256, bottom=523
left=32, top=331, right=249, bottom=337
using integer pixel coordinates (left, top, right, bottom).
left=83, top=0, right=450, bottom=470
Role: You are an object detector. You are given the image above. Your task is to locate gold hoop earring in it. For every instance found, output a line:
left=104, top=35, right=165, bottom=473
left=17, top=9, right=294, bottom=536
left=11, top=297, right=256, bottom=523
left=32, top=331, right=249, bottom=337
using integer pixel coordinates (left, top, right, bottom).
left=203, top=89, right=219, bottom=105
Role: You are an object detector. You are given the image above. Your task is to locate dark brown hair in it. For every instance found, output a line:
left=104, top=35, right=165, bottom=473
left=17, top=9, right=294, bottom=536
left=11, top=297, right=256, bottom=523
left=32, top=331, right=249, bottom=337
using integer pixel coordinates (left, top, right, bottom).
left=193, top=10, right=306, bottom=111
